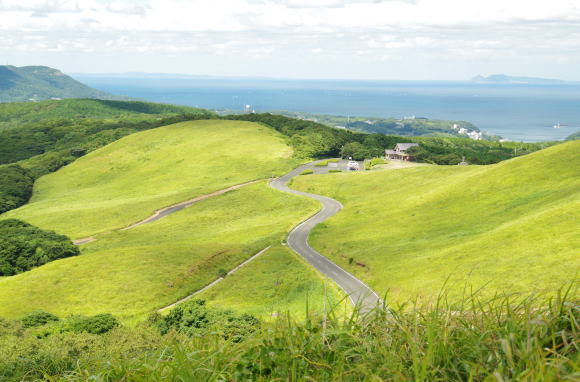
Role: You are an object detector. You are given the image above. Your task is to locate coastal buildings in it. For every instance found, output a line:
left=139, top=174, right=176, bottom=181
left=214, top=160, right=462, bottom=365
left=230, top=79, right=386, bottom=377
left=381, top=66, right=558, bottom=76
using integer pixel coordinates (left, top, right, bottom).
left=453, top=124, right=483, bottom=140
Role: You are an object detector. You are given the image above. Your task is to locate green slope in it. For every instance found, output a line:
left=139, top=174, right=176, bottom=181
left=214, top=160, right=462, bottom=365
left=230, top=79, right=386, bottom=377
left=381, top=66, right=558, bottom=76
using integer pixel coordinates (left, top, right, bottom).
left=292, top=141, right=580, bottom=302
left=0, top=183, right=318, bottom=322
left=0, top=65, right=114, bottom=103
left=0, top=98, right=207, bottom=129
left=199, top=245, right=348, bottom=320
left=2, top=120, right=300, bottom=238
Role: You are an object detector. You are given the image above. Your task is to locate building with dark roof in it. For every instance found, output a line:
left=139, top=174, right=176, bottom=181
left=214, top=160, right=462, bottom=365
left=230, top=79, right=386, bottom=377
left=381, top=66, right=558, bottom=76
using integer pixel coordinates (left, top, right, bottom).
left=385, top=143, right=419, bottom=161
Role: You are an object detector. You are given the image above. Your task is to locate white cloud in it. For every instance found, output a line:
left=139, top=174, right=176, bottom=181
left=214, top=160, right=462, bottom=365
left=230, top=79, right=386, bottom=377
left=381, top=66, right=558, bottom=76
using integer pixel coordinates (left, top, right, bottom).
left=0, top=0, right=579, bottom=79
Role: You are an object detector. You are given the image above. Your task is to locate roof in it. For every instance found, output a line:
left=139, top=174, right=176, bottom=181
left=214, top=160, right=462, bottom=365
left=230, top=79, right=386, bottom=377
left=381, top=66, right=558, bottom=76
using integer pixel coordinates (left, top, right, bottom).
left=385, top=149, right=397, bottom=155
left=395, top=143, right=419, bottom=151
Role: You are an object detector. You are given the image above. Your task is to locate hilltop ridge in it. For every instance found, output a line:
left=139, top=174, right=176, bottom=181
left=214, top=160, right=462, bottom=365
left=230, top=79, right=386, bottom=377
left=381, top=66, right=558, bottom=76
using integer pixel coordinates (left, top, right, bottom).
left=0, top=65, right=123, bottom=102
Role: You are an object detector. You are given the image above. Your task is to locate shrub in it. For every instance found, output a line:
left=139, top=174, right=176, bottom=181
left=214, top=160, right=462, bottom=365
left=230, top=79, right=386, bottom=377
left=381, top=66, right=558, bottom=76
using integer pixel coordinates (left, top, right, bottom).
left=328, top=169, right=342, bottom=173
left=63, top=314, right=119, bottom=335
left=0, top=219, right=79, bottom=276
left=370, top=157, right=387, bottom=166
left=21, top=311, right=59, bottom=328
left=218, top=268, right=228, bottom=278
left=300, top=169, right=314, bottom=175
left=153, top=299, right=260, bottom=342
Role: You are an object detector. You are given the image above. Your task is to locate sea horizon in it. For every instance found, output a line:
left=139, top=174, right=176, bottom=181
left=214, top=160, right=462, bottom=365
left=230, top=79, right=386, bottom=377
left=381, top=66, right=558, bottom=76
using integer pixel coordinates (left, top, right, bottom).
left=75, top=75, right=580, bottom=142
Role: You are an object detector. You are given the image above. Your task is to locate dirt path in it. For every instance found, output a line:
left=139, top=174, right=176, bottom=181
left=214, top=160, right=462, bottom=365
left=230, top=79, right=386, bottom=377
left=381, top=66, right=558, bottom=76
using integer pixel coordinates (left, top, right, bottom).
left=73, top=179, right=262, bottom=245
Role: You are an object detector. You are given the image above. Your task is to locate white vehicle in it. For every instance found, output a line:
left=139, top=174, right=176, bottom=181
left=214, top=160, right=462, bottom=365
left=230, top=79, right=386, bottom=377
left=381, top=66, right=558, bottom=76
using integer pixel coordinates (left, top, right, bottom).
left=347, top=161, right=359, bottom=171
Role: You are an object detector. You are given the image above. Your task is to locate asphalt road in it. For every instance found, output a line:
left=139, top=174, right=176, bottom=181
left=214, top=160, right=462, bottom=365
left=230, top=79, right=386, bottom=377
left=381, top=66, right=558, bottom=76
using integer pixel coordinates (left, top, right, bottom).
left=270, top=161, right=381, bottom=311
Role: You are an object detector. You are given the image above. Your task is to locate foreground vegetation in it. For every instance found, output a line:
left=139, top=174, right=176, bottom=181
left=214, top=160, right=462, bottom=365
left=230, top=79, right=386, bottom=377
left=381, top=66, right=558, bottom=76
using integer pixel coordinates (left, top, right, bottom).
left=2, top=120, right=299, bottom=238
left=293, top=140, right=580, bottom=303
left=0, top=288, right=577, bottom=381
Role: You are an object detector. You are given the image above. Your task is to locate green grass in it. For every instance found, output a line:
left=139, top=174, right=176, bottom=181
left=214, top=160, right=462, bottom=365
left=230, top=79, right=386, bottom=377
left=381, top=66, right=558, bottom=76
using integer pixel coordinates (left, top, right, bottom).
left=0, top=182, right=319, bottom=323
left=198, top=245, right=348, bottom=320
left=300, top=169, right=314, bottom=175
left=1, top=120, right=300, bottom=238
left=292, top=141, right=580, bottom=303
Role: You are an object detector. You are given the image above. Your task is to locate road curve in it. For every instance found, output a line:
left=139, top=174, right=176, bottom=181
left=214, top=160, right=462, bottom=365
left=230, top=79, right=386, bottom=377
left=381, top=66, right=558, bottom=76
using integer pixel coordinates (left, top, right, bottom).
left=270, top=161, right=382, bottom=311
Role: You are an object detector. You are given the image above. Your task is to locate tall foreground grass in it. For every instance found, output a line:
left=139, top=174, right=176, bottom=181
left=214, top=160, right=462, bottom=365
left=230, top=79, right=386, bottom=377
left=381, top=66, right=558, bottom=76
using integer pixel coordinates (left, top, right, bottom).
left=1, top=287, right=578, bottom=381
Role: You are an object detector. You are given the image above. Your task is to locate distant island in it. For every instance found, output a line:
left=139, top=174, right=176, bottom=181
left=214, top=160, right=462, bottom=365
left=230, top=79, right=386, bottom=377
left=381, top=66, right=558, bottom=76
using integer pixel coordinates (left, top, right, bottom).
left=471, top=74, right=566, bottom=84
left=0, top=65, right=126, bottom=103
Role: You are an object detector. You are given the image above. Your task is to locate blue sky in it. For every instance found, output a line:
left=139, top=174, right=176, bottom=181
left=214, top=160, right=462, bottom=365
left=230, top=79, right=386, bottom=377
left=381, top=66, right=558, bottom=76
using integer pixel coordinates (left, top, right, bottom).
left=1, top=0, right=579, bottom=80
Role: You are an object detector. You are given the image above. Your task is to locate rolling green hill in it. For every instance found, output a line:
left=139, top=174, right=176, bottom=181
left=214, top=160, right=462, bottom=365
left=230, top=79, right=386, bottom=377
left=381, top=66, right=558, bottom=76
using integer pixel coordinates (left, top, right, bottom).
left=292, top=140, right=580, bottom=302
left=0, top=182, right=322, bottom=322
left=0, top=119, right=332, bottom=322
left=1, top=120, right=300, bottom=239
left=0, top=65, right=118, bottom=103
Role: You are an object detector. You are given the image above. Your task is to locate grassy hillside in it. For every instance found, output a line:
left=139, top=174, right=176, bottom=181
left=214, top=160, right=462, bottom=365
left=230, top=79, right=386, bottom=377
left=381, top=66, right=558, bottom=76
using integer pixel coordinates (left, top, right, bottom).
left=2, top=120, right=299, bottom=238
left=0, top=182, right=319, bottom=322
left=0, top=65, right=114, bottom=103
left=199, top=245, right=348, bottom=320
left=292, top=141, right=580, bottom=302
left=0, top=98, right=206, bottom=129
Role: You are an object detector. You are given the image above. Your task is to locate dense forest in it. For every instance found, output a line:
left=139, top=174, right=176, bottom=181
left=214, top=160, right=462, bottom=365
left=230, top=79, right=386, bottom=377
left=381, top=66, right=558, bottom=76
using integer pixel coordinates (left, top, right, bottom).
left=0, top=166, right=33, bottom=214
left=0, top=219, right=79, bottom=276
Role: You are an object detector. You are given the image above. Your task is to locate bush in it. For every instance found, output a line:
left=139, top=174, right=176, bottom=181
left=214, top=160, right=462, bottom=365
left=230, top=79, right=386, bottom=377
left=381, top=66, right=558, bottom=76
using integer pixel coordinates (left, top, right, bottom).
left=328, top=169, right=342, bottom=173
left=300, top=169, right=314, bottom=175
left=314, top=159, right=338, bottom=167
left=62, top=314, right=119, bottom=335
left=21, top=311, right=59, bottom=328
left=0, top=219, right=79, bottom=276
left=153, top=299, right=260, bottom=342
left=218, top=268, right=228, bottom=278
left=370, top=157, right=387, bottom=166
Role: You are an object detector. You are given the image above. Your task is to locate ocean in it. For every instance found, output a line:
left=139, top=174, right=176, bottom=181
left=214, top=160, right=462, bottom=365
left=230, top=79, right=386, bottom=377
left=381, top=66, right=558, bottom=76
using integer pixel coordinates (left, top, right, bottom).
left=74, top=76, right=580, bottom=142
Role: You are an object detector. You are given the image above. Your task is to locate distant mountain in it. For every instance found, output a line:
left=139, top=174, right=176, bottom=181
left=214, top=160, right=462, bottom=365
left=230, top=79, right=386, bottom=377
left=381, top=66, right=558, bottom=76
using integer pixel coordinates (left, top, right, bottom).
left=0, top=65, right=124, bottom=103
left=471, top=74, right=566, bottom=84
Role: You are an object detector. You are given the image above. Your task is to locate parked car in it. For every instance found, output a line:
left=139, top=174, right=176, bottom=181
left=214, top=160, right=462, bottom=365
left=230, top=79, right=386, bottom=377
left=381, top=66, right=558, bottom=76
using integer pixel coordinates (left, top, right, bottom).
left=348, top=161, right=359, bottom=171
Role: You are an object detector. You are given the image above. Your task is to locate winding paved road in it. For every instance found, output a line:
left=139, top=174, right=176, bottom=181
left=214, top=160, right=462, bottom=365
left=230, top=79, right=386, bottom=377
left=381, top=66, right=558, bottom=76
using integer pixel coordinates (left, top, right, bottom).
left=270, top=161, right=382, bottom=311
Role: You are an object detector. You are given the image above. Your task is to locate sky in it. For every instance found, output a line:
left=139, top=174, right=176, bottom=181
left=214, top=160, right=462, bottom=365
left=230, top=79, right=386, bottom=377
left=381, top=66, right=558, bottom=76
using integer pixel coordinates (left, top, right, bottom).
left=1, top=0, right=579, bottom=80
